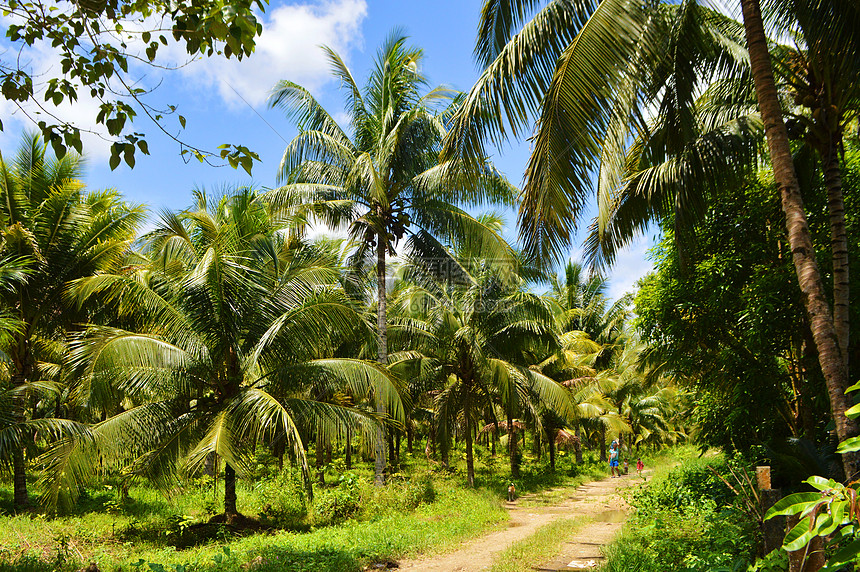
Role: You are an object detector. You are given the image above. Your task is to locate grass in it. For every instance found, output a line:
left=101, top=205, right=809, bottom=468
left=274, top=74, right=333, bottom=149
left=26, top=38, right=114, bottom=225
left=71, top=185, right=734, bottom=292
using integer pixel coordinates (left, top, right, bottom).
left=0, top=446, right=615, bottom=571
left=487, top=516, right=591, bottom=572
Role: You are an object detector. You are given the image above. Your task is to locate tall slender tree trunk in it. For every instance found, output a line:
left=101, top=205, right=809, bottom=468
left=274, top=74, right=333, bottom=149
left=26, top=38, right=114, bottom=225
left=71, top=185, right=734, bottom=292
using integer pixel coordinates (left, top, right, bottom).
left=599, top=424, right=607, bottom=463
left=465, top=393, right=475, bottom=486
left=12, top=447, right=28, bottom=511
left=741, top=0, right=860, bottom=479
left=821, top=135, right=849, bottom=368
left=508, top=413, right=519, bottom=477
left=11, top=351, right=32, bottom=511
left=407, top=423, right=413, bottom=454
left=388, top=430, right=396, bottom=470
left=316, top=431, right=325, bottom=486
left=491, top=420, right=497, bottom=456
left=548, top=430, right=556, bottom=471
left=224, top=463, right=238, bottom=518
left=345, top=428, right=352, bottom=470
left=428, top=421, right=437, bottom=459
left=574, top=427, right=583, bottom=465
left=440, top=425, right=450, bottom=468
left=375, top=237, right=388, bottom=486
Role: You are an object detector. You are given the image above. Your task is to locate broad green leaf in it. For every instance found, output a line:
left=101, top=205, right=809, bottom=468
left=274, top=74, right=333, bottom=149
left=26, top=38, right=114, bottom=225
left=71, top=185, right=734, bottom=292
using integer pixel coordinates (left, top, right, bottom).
left=806, top=476, right=840, bottom=492
left=784, top=516, right=816, bottom=552
left=765, top=492, right=825, bottom=519
left=837, top=436, right=860, bottom=454
left=823, top=537, right=860, bottom=569
left=845, top=402, right=860, bottom=419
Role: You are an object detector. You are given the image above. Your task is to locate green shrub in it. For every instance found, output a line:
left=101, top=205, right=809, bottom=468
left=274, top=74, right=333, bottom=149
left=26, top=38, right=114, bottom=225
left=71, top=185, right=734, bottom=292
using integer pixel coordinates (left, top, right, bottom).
left=401, top=473, right=436, bottom=510
left=312, top=475, right=362, bottom=526
left=255, top=472, right=309, bottom=529
left=601, top=453, right=759, bottom=572
left=632, top=458, right=733, bottom=513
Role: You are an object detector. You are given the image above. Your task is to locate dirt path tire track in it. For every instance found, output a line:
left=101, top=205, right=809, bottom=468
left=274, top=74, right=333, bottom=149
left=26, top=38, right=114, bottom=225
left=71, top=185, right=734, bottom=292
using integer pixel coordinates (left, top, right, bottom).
left=393, top=473, right=645, bottom=572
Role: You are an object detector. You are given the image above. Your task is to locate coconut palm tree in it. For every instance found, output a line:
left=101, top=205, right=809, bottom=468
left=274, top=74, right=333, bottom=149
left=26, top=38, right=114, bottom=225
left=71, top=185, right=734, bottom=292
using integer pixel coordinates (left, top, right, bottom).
left=739, top=0, right=859, bottom=476
left=40, top=188, right=403, bottom=517
left=587, top=0, right=858, bottom=380
left=267, top=32, right=517, bottom=485
left=388, top=239, right=573, bottom=485
left=448, top=0, right=859, bottom=477
left=770, top=0, right=860, bottom=369
left=544, top=262, right=630, bottom=367
left=0, top=133, right=145, bottom=510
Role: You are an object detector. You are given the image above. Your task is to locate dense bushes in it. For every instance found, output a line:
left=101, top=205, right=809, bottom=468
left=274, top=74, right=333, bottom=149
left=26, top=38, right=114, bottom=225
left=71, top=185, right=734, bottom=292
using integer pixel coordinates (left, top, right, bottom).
left=602, top=453, right=765, bottom=572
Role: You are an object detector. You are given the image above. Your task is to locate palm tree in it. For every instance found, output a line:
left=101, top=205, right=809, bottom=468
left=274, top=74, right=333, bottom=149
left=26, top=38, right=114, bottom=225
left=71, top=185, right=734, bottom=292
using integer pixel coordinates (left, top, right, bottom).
left=0, top=133, right=145, bottom=510
left=389, top=242, right=573, bottom=485
left=739, top=0, right=859, bottom=477
left=448, top=0, right=859, bottom=477
left=544, top=262, right=629, bottom=366
left=40, top=188, right=403, bottom=517
left=267, top=32, right=517, bottom=484
left=771, top=0, right=860, bottom=368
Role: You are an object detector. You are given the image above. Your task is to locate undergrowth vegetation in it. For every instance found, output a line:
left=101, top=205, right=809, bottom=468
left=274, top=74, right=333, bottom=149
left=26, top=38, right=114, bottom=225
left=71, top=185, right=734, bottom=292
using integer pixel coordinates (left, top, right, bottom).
left=600, top=450, right=788, bottom=572
left=0, top=450, right=608, bottom=571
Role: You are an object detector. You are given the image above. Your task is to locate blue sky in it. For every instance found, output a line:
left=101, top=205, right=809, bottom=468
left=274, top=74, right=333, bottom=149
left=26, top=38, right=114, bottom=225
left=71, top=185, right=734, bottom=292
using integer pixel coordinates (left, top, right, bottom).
left=0, top=0, right=655, bottom=300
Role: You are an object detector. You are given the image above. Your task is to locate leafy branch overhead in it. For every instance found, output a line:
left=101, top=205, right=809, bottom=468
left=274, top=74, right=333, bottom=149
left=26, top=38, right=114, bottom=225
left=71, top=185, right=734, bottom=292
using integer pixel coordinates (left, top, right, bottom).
left=0, top=0, right=266, bottom=170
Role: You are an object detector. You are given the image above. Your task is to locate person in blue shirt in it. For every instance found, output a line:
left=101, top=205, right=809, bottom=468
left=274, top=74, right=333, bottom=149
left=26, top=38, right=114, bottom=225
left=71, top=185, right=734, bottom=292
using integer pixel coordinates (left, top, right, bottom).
left=609, top=440, right=620, bottom=477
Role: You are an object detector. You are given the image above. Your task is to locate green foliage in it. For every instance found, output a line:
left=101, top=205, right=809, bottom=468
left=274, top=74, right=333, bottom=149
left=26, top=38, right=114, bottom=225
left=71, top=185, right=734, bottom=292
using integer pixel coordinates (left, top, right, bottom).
left=312, top=475, right=362, bottom=526
left=1, top=0, right=265, bottom=169
left=633, top=168, right=849, bottom=453
left=601, top=453, right=759, bottom=572
left=39, top=187, right=403, bottom=512
left=256, top=473, right=309, bottom=530
left=760, top=383, right=860, bottom=568
left=0, top=460, right=511, bottom=571
left=630, top=458, right=733, bottom=513
left=400, top=473, right=437, bottom=510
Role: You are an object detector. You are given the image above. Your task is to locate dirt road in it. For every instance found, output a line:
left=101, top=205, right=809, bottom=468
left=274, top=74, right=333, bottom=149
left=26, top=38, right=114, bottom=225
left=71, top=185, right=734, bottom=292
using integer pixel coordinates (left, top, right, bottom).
left=394, top=474, right=641, bottom=572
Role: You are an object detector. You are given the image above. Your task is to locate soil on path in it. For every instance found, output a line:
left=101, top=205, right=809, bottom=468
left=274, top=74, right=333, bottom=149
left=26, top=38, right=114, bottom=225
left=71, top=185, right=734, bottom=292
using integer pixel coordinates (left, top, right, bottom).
left=393, top=472, right=644, bottom=572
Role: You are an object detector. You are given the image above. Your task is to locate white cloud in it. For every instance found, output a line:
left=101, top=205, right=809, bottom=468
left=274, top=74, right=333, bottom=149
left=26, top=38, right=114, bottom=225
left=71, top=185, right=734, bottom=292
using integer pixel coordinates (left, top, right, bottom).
left=605, top=233, right=655, bottom=302
left=0, top=0, right=367, bottom=161
left=181, top=0, right=367, bottom=107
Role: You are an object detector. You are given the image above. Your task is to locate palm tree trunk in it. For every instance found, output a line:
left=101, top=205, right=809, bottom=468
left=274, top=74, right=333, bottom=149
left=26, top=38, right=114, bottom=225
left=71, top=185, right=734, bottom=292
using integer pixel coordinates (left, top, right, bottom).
left=12, top=446, right=28, bottom=511
left=491, top=421, right=497, bottom=456
left=465, top=394, right=475, bottom=487
left=741, top=0, right=860, bottom=479
left=440, top=428, right=450, bottom=468
left=548, top=430, right=556, bottom=471
left=508, top=413, right=519, bottom=477
left=12, top=386, right=29, bottom=511
left=375, top=237, right=388, bottom=486
left=574, top=427, right=583, bottom=465
left=599, top=424, right=607, bottom=463
left=821, top=136, right=849, bottom=368
left=205, top=452, right=217, bottom=476
left=407, top=422, right=413, bottom=454
left=316, top=431, right=325, bottom=486
left=224, top=463, right=238, bottom=518
left=428, top=421, right=437, bottom=459
left=345, top=428, right=352, bottom=470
